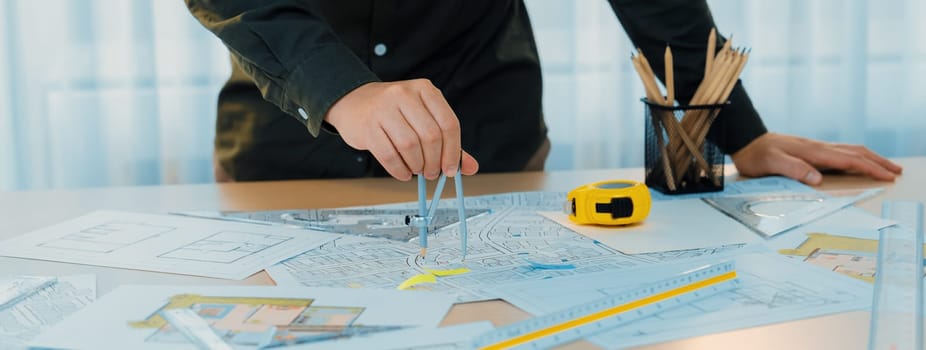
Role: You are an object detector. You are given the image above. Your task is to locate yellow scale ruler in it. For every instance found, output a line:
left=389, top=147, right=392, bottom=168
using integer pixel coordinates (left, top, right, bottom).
left=868, top=201, right=924, bottom=350
left=472, top=260, right=739, bottom=350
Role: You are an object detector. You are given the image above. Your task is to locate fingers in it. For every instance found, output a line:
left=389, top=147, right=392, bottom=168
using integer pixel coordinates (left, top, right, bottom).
left=418, top=81, right=463, bottom=176
left=795, top=144, right=898, bottom=182
left=323, top=79, right=474, bottom=181
left=732, top=133, right=899, bottom=185
left=785, top=155, right=823, bottom=185
left=398, top=94, right=443, bottom=179
left=368, top=127, right=413, bottom=181
left=754, top=148, right=822, bottom=185
left=384, top=79, right=464, bottom=180
left=837, top=144, right=903, bottom=175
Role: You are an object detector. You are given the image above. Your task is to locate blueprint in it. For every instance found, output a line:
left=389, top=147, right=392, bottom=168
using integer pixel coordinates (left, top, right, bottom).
left=259, top=177, right=834, bottom=302
left=266, top=191, right=751, bottom=302
left=0, top=211, right=339, bottom=280
left=0, top=275, right=96, bottom=349
left=488, top=251, right=872, bottom=349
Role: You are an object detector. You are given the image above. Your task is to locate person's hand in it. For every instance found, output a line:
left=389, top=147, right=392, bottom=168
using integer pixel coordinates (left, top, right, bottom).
left=324, top=79, right=479, bottom=181
left=731, top=132, right=903, bottom=185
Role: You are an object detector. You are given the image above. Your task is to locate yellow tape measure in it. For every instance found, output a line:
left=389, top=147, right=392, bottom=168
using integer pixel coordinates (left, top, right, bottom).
left=566, top=180, right=651, bottom=225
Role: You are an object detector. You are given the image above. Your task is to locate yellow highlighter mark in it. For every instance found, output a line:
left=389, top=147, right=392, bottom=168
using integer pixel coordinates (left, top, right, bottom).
left=423, top=267, right=471, bottom=277
left=396, top=267, right=471, bottom=290
left=397, top=274, right=437, bottom=290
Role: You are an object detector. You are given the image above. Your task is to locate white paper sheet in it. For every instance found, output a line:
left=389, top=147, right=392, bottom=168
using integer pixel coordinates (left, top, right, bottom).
left=0, top=275, right=96, bottom=349
left=488, top=251, right=872, bottom=349
left=30, top=285, right=457, bottom=350
left=0, top=211, right=339, bottom=280
left=539, top=198, right=759, bottom=254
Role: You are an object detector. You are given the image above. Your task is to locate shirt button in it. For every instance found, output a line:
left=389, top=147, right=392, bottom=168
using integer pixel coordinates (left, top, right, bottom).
left=297, top=107, right=310, bottom=121
left=374, top=43, right=387, bottom=56
left=355, top=156, right=365, bottom=163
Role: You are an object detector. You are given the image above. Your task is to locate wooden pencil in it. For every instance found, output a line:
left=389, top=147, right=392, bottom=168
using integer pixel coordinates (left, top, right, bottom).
left=705, top=28, right=716, bottom=75
left=665, top=45, right=675, bottom=106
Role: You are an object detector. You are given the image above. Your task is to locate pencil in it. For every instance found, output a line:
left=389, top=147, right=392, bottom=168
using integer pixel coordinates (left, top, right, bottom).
left=630, top=31, right=749, bottom=190
left=632, top=54, right=677, bottom=191
left=705, top=28, right=717, bottom=75
left=664, top=45, right=674, bottom=106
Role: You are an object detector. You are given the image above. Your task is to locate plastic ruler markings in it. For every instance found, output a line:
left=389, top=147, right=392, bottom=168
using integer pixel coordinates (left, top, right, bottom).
left=868, top=200, right=924, bottom=350
left=473, top=260, right=739, bottom=350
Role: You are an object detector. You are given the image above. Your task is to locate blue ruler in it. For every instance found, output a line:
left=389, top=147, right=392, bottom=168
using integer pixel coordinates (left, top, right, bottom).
left=869, top=200, right=924, bottom=350
left=472, top=260, right=739, bottom=350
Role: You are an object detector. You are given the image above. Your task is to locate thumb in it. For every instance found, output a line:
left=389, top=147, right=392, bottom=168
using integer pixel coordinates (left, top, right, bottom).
left=778, top=154, right=822, bottom=185
left=460, top=150, right=480, bottom=176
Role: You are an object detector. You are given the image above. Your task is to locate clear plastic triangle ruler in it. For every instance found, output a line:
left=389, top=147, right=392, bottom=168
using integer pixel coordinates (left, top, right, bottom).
left=472, top=260, right=739, bottom=350
left=868, top=200, right=924, bottom=350
left=703, top=189, right=880, bottom=237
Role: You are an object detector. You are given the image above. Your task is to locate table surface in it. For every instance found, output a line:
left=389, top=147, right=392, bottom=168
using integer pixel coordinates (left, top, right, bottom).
left=3, top=157, right=924, bottom=349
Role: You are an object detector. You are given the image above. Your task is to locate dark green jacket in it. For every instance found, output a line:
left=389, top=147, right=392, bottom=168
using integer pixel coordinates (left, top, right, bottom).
left=186, top=0, right=766, bottom=180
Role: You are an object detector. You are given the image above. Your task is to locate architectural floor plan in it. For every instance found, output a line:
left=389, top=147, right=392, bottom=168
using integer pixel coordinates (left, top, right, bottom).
left=267, top=192, right=739, bottom=302
left=0, top=211, right=339, bottom=280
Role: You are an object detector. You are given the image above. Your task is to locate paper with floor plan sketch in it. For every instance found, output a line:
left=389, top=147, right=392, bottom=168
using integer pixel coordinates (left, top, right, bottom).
left=30, top=285, right=455, bottom=350
left=488, top=251, right=872, bottom=349
left=0, top=211, right=340, bottom=280
left=0, top=275, right=96, bottom=349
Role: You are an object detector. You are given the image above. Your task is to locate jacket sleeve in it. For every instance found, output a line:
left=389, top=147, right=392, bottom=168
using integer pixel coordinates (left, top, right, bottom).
left=608, top=0, right=767, bottom=154
left=185, top=0, right=379, bottom=137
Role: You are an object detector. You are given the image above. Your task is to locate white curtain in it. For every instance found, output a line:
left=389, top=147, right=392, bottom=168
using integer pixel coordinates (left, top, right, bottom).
left=0, top=0, right=229, bottom=190
left=528, top=0, right=926, bottom=170
left=1, top=0, right=923, bottom=190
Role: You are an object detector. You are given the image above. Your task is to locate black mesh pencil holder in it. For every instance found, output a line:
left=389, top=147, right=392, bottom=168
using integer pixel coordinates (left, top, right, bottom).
left=643, top=98, right=727, bottom=195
